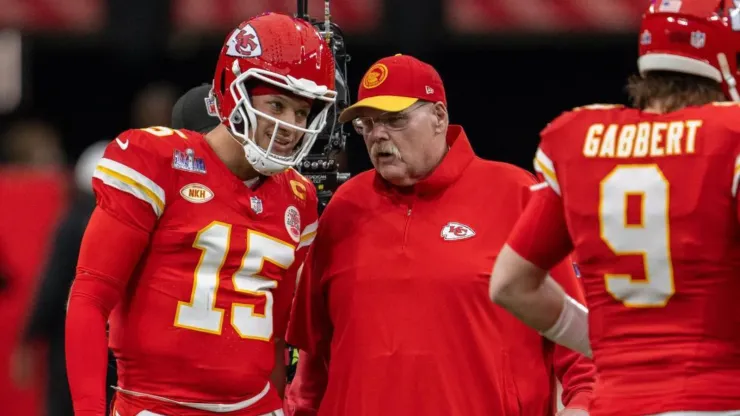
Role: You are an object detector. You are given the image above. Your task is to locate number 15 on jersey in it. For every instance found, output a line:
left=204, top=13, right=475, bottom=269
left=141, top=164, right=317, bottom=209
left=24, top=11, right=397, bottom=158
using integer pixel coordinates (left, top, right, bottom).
left=174, top=221, right=296, bottom=340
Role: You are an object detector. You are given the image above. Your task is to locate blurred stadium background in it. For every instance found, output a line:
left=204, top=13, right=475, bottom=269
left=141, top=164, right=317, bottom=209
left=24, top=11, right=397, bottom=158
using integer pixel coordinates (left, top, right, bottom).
left=0, top=0, right=645, bottom=414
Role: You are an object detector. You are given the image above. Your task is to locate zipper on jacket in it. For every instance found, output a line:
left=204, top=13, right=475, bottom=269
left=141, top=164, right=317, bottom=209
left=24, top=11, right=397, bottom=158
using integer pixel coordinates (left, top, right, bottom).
left=402, top=204, right=413, bottom=249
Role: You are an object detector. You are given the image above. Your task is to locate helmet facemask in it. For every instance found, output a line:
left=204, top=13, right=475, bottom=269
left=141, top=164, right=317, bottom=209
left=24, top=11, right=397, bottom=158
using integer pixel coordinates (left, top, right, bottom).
left=226, top=63, right=337, bottom=176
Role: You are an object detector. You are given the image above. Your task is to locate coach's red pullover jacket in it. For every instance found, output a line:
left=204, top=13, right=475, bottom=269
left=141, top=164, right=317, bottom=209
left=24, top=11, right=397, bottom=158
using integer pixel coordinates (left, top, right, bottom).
left=286, top=125, right=594, bottom=416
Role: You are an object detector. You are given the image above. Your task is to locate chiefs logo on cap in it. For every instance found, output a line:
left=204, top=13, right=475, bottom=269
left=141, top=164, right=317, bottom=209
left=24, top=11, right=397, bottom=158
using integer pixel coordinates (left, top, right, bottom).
left=362, top=63, right=388, bottom=89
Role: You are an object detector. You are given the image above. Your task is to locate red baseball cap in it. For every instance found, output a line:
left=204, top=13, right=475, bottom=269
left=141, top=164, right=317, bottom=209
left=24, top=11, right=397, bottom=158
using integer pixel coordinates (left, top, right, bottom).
left=338, top=54, right=446, bottom=123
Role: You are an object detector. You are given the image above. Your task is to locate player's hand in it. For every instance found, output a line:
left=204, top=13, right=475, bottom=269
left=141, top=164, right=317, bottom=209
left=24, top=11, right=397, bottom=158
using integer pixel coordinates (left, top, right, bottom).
left=557, top=408, right=589, bottom=416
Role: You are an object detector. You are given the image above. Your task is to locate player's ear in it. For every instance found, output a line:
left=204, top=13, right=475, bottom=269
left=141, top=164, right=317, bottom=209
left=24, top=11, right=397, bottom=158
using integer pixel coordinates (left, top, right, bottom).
left=431, top=102, right=448, bottom=134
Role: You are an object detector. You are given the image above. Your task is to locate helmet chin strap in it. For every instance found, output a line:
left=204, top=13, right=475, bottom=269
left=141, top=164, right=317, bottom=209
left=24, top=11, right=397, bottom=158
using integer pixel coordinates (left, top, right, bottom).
left=243, top=121, right=293, bottom=176
left=718, top=53, right=740, bottom=101
left=225, top=110, right=291, bottom=176
left=224, top=63, right=335, bottom=176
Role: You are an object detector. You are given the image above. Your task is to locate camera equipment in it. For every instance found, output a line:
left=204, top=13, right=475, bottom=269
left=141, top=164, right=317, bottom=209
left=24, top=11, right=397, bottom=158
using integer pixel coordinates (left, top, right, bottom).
left=286, top=0, right=352, bottom=383
left=296, top=0, right=351, bottom=215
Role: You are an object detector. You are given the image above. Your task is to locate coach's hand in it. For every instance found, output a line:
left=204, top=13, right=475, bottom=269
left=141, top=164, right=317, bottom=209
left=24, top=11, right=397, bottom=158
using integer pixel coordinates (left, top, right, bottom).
left=558, top=408, right=589, bottom=416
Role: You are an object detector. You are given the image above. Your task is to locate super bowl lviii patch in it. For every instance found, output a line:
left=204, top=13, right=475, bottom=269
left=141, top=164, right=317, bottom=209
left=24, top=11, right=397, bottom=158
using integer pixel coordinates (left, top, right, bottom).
left=172, top=149, right=207, bottom=174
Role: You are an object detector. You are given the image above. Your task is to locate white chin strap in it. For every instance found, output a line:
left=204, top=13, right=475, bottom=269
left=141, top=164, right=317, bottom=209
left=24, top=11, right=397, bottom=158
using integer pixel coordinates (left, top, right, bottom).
left=717, top=53, right=740, bottom=102
left=241, top=122, right=299, bottom=176
left=230, top=103, right=331, bottom=176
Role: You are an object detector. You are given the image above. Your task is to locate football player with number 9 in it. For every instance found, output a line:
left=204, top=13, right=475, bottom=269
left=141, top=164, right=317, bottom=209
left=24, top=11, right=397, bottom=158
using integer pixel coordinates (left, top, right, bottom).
left=65, top=12, right=335, bottom=416
left=489, top=1, right=740, bottom=415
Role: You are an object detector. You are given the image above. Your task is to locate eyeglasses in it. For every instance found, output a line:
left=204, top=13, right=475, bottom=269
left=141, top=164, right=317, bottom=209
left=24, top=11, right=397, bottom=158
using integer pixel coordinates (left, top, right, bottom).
left=352, top=102, right=430, bottom=135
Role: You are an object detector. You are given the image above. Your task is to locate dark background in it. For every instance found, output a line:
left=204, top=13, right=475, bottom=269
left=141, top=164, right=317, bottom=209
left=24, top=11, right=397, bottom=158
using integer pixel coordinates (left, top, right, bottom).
left=0, top=0, right=644, bottom=414
left=3, top=0, right=641, bottom=172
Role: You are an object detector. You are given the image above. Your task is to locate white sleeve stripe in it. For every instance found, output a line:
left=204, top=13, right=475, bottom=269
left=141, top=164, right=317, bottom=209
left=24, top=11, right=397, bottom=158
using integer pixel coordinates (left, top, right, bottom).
left=301, top=220, right=318, bottom=237
left=533, top=148, right=561, bottom=195
left=533, top=160, right=561, bottom=196
left=297, top=235, right=315, bottom=250
left=529, top=182, right=549, bottom=191
left=97, top=158, right=166, bottom=205
left=296, top=220, right=318, bottom=250
left=93, top=169, right=164, bottom=217
left=535, top=148, right=555, bottom=173
left=732, top=155, right=740, bottom=198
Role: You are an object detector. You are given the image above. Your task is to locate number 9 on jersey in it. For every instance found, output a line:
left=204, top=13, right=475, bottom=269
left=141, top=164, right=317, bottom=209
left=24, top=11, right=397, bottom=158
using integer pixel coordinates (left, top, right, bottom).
left=599, top=165, right=675, bottom=308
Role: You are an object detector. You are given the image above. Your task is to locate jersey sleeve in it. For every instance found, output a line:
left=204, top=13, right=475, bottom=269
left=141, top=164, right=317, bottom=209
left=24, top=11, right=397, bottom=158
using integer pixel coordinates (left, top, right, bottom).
left=274, top=183, right=319, bottom=340
left=512, top=110, right=580, bottom=268
left=66, top=207, right=152, bottom=415
left=507, top=183, right=574, bottom=271
left=92, top=129, right=171, bottom=232
left=296, top=178, right=319, bottom=257
left=286, top=209, right=333, bottom=358
left=533, top=110, right=577, bottom=196
left=533, top=147, right=561, bottom=195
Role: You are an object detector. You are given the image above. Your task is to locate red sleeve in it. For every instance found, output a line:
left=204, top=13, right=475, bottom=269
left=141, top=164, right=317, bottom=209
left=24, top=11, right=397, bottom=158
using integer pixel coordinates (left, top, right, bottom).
left=275, top=261, right=301, bottom=340
left=507, top=184, right=574, bottom=271
left=284, top=350, right=328, bottom=416
left=548, top=258, right=595, bottom=410
left=275, top=200, right=318, bottom=339
left=67, top=130, right=168, bottom=414
left=286, top=236, right=333, bottom=357
left=65, top=207, right=151, bottom=415
left=284, top=191, right=330, bottom=414
left=92, top=129, right=171, bottom=232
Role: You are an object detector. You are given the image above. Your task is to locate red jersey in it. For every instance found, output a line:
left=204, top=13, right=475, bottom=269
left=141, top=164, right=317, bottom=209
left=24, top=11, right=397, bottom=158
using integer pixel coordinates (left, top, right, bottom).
left=286, top=126, right=594, bottom=416
left=72, top=127, right=318, bottom=415
left=507, top=103, right=740, bottom=415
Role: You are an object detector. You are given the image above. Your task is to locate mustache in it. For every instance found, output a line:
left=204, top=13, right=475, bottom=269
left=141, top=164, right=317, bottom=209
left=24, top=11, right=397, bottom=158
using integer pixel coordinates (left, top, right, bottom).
left=371, top=141, right=400, bottom=158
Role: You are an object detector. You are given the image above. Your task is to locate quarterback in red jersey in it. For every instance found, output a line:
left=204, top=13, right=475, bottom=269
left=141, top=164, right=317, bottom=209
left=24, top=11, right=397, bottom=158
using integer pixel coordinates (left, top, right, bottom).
left=490, top=1, right=740, bottom=415
left=65, top=13, right=336, bottom=416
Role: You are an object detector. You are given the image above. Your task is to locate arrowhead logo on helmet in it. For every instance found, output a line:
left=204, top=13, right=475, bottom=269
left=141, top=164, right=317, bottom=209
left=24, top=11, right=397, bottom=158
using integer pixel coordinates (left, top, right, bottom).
left=225, top=24, right=262, bottom=59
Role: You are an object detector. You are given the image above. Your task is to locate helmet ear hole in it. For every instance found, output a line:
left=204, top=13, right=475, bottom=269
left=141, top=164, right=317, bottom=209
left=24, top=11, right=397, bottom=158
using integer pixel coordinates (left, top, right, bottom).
left=220, top=69, right=227, bottom=96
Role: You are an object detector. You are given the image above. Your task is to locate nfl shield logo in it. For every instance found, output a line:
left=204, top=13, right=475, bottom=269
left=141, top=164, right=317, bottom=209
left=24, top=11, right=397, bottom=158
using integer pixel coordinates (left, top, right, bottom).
left=250, top=196, right=263, bottom=214
left=204, top=93, right=218, bottom=117
left=690, top=31, right=706, bottom=49
left=640, top=30, right=652, bottom=46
